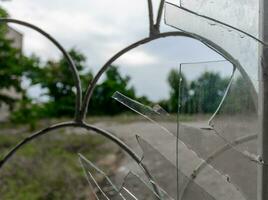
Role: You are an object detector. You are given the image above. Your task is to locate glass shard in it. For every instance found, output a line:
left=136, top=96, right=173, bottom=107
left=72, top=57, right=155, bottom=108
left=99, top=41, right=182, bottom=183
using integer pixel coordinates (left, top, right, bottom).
left=178, top=61, right=259, bottom=199
left=79, top=154, right=160, bottom=200
left=208, top=70, right=259, bottom=199
left=113, top=89, right=250, bottom=199
left=165, top=2, right=260, bottom=94
left=120, top=172, right=160, bottom=200
left=112, top=91, right=206, bottom=168
left=178, top=61, right=259, bottom=162
left=137, top=136, right=245, bottom=200
left=209, top=69, right=260, bottom=162
left=209, top=70, right=258, bottom=142
left=179, top=0, right=260, bottom=40
left=79, top=154, right=123, bottom=199
left=112, top=91, right=169, bottom=123
left=179, top=60, right=234, bottom=121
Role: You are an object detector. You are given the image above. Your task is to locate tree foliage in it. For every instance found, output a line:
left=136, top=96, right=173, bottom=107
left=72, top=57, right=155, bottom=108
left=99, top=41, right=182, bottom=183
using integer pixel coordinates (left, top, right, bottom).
left=167, top=69, right=188, bottom=112
left=21, top=49, right=138, bottom=118
left=26, top=49, right=93, bottom=117
left=0, top=6, right=37, bottom=111
left=220, top=76, right=256, bottom=114
left=167, top=69, right=230, bottom=114
left=89, top=66, right=136, bottom=115
left=1, top=0, right=253, bottom=121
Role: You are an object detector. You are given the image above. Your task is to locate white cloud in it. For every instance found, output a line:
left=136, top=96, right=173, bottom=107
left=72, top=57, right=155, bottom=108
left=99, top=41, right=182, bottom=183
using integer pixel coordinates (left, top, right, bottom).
left=1, top=0, right=221, bottom=101
left=117, top=50, right=158, bottom=67
left=1, top=0, right=150, bottom=68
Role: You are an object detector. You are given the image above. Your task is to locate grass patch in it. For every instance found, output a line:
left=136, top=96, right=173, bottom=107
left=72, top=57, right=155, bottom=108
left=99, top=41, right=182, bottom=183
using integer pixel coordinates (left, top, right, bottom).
left=0, top=129, right=120, bottom=200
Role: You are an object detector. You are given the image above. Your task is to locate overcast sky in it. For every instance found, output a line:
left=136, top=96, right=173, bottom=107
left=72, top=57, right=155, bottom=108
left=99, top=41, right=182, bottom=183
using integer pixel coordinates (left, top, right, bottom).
left=1, top=0, right=225, bottom=101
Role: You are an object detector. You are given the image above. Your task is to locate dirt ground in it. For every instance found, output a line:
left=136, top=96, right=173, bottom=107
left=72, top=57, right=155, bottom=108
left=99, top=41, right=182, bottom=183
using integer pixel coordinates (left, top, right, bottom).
left=0, top=115, right=258, bottom=200
left=97, top=115, right=258, bottom=200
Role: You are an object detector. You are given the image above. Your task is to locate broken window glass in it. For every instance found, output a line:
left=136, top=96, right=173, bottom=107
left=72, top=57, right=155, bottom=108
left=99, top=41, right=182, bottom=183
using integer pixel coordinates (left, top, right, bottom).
left=112, top=90, right=248, bottom=199
left=112, top=91, right=172, bottom=135
left=165, top=2, right=260, bottom=94
left=178, top=60, right=259, bottom=199
left=179, top=61, right=259, bottom=159
left=79, top=153, right=160, bottom=200
left=179, top=0, right=259, bottom=39
left=137, top=135, right=246, bottom=200
left=80, top=2, right=263, bottom=198
left=209, top=70, right=259, bottom=157
left=112, top=57, right=260, bottom=199
left=79, top=153, right=125, bottom=199
left=164, top=3, right=262, bottom=198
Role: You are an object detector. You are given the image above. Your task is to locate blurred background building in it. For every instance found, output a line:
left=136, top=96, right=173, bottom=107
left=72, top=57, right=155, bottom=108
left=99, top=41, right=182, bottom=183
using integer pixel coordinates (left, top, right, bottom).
left=6, top=26, right=23, bottom=50
left=0, top=26, right=23, bottom=122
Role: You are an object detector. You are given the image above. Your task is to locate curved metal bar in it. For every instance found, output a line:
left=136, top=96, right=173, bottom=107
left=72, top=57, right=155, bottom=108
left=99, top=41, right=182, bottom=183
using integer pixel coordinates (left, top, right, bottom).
left=80, top=123, right=161, bottom=197
left=0, top=121, right=76, bottom=169
left=81, top=31, right=256, bottom=120
left=0, top=18, right=82, bottom=121
left=81, top=123, right=141, bottom=164
left=155, top=0, right=165, bottom=31
left=0, top=121, right=139, bottom=169
left=147, top=0, right=154, bottom=36
left=180, top=134, right=257, bottom=200
left=0, top=121, right=160, bottom=197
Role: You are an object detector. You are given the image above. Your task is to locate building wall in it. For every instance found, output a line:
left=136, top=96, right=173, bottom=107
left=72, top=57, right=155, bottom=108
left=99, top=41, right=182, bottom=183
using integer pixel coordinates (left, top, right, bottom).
left=0, top=26, right=23, bottom=122
left=6, top=26, right=23, bottom=50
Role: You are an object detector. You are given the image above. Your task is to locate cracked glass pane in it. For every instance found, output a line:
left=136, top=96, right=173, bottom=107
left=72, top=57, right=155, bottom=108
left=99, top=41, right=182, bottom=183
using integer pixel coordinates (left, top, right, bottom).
left=209, top=70, right=259, bottom=158
left=137, top=136, right=245, bottom=200
left=208, top=71, right=259, bottom=199
left=113, top=188, right=137, bottom=200
left=179, top=0, right=259, bottom=39
left=79, top=154, right=122, bottom=199
left=113, top=91, right=169, bottom=123
left=178, top=60, right=258, bottom=158
left=112, top=91, right=191, bottom=169
left=164, top=2, right=260, bottom=93
left=137, top=136, right=178, bottom=199
left=79, top=154, right=159, bottom=200
left=112, top=91, right=173, bottom=135
left=113, top=90, right=248, bottom=199
left=178, top=61, right=259, bottom=200
left=119, top=172, right=159, bottom=200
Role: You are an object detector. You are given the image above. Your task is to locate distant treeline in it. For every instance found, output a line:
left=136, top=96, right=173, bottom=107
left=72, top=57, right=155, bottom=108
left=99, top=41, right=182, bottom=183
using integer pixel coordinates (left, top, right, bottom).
left=0, top=7, right=255, bottom=125
left=6, top=48, right=255, bottom=125
left=159, top=69, right=256, bottom=115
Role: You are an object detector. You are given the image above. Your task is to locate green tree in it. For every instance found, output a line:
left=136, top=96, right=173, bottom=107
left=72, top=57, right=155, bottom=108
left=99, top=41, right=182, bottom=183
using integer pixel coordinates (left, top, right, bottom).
left=0, top=6, right=8, bottom=18
left=89, top=66, right=136, bottom=115
left=220, top=75, right=256, bottom=114
left=17, top=49, right=141, bottom=119
left=0, top=6, right=35, bottom=111
left=188, top=72, right=229, bottom=113
left=167, top=69, right=188, bottom=113
left=28, top=49, right=93, bottom=117
left=166, top=69, right=230, bottom=114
